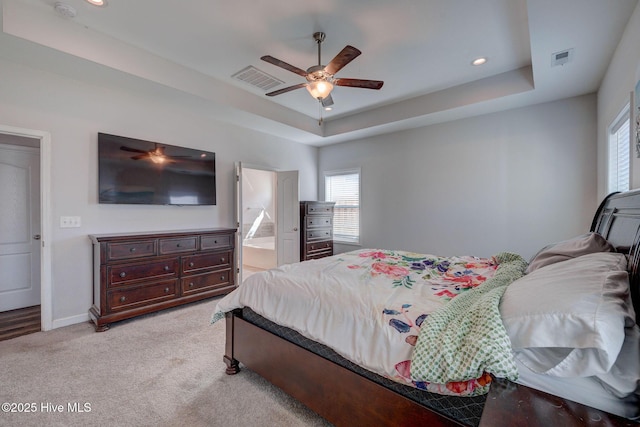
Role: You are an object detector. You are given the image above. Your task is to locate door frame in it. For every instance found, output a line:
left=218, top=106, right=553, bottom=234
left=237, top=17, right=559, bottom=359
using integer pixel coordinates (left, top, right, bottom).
left=0, top=124, right=52, bottom=331
left=236, top=162, right=277, bottom=285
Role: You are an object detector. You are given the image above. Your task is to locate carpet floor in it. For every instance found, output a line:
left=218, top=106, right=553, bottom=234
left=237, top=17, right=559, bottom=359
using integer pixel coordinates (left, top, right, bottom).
left=0, top=297, right=332, bottom=427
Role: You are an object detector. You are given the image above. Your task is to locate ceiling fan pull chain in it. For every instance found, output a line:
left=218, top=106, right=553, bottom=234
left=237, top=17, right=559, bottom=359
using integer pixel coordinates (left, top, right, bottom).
left=318, top=101, right=323, bottom=126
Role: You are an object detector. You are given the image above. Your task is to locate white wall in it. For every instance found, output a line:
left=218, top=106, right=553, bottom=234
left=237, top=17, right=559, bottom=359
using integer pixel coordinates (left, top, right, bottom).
left=0, top=58, right=318, bottom=328
left=597, top=1, right=640, bottom=196
left=319, top=94, right=598, bottom=260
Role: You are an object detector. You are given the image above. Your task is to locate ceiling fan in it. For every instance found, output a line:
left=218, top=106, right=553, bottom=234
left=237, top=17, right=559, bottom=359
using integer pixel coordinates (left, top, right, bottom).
left=120, top=144, right=175, bottom=164
left=261, top=32, right=384, bottom=108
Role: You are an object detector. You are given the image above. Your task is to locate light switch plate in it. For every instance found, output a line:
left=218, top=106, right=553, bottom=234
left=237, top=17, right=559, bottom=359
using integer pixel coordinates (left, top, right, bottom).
left=60, top=216, right=81, bottom=228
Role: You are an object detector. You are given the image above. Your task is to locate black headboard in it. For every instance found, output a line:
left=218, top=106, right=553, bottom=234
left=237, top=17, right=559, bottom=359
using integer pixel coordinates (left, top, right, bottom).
left=591, top=189, right=640, bottom=326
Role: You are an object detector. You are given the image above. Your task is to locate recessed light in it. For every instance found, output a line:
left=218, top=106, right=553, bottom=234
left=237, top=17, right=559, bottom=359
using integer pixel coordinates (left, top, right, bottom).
left=85, top=0, right=108, bottom=7
left=471, top=57, right=487, bottom=66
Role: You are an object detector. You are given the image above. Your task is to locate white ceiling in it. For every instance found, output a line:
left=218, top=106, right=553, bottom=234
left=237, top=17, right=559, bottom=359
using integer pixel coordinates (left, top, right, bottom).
left=0, top=0, right=637, bottom=145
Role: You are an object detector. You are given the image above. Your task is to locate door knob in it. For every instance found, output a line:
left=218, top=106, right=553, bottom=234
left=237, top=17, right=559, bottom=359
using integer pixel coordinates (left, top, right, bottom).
left=293, top=228, right=298, bottom=231
left=33, top=235, right=41, bottom=240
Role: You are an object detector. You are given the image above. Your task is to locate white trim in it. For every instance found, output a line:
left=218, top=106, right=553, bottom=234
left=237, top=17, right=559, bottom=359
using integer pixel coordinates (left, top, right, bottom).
left=52, top=313, right=90, bottom=330
left=0, top=124, right=53, bottom=331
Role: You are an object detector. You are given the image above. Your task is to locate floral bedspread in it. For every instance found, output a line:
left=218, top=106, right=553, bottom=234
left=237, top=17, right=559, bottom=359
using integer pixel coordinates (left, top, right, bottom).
left=212, top=249, right=510, bottom=396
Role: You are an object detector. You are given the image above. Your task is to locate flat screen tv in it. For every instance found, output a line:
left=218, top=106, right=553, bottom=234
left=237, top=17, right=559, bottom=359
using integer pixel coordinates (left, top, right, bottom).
left=98, top=133, right=216, bottom=205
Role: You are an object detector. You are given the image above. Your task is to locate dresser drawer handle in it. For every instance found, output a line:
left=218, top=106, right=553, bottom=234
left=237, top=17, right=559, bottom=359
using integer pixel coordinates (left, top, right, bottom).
left=176, top=243, right=181, bottom=248
left=220, top=275, right=225, bottom=281
left=189, top=262, right=195, bottom=267
left=119, top=296, right=126, bottom=302
left=214, top=240, right=218, bottom=244
left=165, top=287, right=170, bottom=293
left=130, top=247, right=136, bottom=253
left=310, top=245, right=315, bottom=250
left=221, top=257, right=225, bottom=263
left=163, top=266, right=169, bottom=271
left=309, top=220, right=314, bottom=225
left=189, top=282, right=194, bottom=288
left=119, top=272, right=126, bottom=278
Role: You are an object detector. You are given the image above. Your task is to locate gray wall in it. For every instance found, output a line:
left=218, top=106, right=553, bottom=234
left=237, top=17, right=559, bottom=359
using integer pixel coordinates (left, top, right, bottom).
left=597, top=1, right=640, bottom=196
left=0, top=58, right=318, bottom=328
left=319, top=94, right=598, bottom=260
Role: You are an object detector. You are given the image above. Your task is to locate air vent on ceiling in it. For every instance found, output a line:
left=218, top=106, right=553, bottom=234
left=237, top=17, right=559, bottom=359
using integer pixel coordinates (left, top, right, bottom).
left=232, top=66, right=284, bottom=91
left=551, top=48, right=574, bottom=67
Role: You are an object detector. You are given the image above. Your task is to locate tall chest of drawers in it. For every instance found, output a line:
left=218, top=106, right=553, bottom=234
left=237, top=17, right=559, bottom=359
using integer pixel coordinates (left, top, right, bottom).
left=89, top=228, right=235, bottom=331
left=300, top=201, right=335, bottom=261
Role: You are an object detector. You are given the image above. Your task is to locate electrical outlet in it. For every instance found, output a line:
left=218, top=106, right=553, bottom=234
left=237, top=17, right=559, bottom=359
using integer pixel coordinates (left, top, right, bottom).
left=60, top=216, right=81, bottom=228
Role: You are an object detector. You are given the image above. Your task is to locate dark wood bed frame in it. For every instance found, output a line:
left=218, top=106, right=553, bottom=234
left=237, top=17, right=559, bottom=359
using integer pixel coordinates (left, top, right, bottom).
left=223, top=189, right=640, bottom=427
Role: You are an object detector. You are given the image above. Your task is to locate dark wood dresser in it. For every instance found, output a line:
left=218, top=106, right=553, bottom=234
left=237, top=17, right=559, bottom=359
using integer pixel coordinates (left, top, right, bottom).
left=89, top=228, right=235, bottom=331
left=300, top=201, right=335, bottom=261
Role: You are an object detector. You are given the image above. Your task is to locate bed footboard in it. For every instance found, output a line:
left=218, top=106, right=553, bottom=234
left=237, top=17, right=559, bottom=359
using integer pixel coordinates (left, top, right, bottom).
left=223, top=310, right=241, bottom=375
left=224, top=310, right=462, bottom=427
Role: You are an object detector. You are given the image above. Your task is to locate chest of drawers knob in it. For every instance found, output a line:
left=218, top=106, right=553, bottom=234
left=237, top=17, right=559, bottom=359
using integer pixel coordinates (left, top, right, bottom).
left=120, top=272, right=126, bottom=278
left=120, top=296, right=126, bottom=302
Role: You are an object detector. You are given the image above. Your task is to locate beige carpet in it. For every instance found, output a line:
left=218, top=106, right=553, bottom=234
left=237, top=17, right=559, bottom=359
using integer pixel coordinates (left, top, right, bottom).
left=0, top=298, right=332, bottom=427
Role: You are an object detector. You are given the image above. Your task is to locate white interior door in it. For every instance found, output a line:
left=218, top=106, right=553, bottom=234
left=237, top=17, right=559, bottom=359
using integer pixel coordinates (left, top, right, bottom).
left=276, top=170, right=299, bottom=266
left=0, top=143, right=41, bottom=311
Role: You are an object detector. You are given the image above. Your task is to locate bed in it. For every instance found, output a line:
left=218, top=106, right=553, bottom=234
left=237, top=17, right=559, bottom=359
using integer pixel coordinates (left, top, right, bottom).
left=213, top=189, right=640, bottom=426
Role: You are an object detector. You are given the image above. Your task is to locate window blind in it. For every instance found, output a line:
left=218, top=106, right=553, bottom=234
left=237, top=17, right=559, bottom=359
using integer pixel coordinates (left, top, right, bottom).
left=325, top=171, right=360, bottom=244
left=608, top=108, right=630, bottom=194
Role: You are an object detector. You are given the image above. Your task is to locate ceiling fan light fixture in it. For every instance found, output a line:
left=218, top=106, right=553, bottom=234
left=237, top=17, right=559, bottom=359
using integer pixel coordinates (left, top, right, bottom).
left=471, top=57, right=488, bottom=66
left=306, top=80, right=334, bottom=100
left=85, top=0, right=108, bottom=7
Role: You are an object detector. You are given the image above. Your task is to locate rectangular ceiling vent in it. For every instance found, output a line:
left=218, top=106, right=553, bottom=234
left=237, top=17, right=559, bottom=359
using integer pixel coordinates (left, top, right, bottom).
left=551, top=48, right=574, bottom=67
left=232, top=66, right=284, bottom=91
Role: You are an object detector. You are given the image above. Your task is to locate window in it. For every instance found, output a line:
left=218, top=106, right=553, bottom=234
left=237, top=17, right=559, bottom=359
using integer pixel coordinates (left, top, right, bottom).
left=608, top=104, right=630, bottom=193
left=324, top=169, right=360, bottom=244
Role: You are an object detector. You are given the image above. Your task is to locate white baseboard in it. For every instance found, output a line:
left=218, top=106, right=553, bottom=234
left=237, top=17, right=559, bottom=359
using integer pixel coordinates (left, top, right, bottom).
left=51, top=313, right=90, bottom=330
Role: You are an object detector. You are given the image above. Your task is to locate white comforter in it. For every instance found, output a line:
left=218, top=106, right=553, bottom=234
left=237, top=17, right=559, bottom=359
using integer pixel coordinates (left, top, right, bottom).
left=212, top=249, right=500, bottom=395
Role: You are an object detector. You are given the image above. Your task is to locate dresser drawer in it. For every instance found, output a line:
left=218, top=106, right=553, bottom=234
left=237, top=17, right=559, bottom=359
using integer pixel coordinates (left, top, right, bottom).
left=306, top=229, right=332, bottom=241
left=107, top=240, right=157, bottom=261
left=107, top=280, right=177, bottom=311
left=108, top=258, right=179, bottom=286
left=306, top=240, right=333, bottom=255
left=159, top=237, right=197, bottom=254
left=201, top=234, right=232, bottom=250
left=305, top=215, right=332, bottom=228
left=181, top=270, right=232, bottom=295
left=305, top=203, right=334, bottom=215
left=182, top=251, right=231, bottom=274
left=306, top=249, right=333, bottom=260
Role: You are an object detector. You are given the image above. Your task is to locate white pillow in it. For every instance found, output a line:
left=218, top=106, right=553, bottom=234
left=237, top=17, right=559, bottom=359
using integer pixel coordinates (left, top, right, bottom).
left=525, top=232, right=615, bottom=274
left=500, top=252, right=634, bottom=377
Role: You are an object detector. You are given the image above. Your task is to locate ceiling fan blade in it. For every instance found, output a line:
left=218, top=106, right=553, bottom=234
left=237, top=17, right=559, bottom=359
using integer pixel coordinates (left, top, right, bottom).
left=324, top=46, right=361, bottom=75
left=334, top=78, right=384, bottom=90
left=321, top=94, right=334, bottom=108
left=265, top=83, right=307, bottom=97
left=261, top=55, right=308, bottom=77
left=120, top=146, right=147, bottom=154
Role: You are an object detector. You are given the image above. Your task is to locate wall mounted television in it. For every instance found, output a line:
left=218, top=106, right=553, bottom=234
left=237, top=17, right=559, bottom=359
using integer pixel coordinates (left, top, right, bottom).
left=98, top=133, right=216, bottom=206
